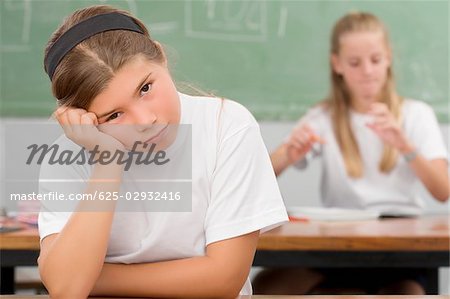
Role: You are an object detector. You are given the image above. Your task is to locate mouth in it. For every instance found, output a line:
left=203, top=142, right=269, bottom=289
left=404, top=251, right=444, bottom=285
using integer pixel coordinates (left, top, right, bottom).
left=143, top=124, right=169, bottom=144
left=361, top=79, right=377, bottom=85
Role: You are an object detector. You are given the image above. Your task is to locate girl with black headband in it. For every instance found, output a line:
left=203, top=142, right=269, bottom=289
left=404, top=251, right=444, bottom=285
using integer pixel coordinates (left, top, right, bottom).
left=38, top=5, right=288, bottom=297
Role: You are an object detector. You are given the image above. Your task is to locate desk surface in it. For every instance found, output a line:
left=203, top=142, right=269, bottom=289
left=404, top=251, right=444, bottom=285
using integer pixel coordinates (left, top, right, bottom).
left=1, top=295, right=449, bottom=298
left=0, top=215, right=449, bottom=251
left=1, top=216, right=449, bottom=296
left=0, top=224, right=39, bottom=250
left=258, top=215, right=449, bottom=251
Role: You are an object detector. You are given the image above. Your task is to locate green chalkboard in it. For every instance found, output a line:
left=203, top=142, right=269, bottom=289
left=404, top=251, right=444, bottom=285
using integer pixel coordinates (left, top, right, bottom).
left=1, top=0, right=448, bottom=121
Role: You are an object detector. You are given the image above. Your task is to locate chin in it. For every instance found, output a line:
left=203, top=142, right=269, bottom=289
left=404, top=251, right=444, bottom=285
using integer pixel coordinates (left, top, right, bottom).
left=360, top=89, right=380, bottom=100
left=362, top=97, right=378, bottom=105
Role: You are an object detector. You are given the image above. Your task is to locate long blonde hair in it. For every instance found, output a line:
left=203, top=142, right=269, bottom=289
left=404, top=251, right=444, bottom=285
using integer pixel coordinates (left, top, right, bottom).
left=327, top=12, right=402, bottom=178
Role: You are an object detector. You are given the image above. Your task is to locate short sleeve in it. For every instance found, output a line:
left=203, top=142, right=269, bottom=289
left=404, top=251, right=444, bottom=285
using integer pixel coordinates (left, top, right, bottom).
left=404, top=101, right=448, bottom=161
left=204, top=103, right=288, bottom=245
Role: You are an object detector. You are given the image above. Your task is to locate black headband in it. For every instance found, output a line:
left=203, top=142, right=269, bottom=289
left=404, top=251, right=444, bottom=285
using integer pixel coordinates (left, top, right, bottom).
left=45, top=12, right=145, bottom=80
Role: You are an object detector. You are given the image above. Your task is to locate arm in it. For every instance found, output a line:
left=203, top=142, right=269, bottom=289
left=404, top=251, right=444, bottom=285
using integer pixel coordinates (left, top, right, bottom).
left=271, top=124, right=324, bottom=177
left=270, top=143, right=293, bottom=177
left=38, top=163, right=123, bottom=298
left=400, top=146, right=449, bottom=202
left=368, top=103, right=449, bottom=202
left=90, top=231, right=260, bottom=298
left=38, top=107, right=126, bottom=298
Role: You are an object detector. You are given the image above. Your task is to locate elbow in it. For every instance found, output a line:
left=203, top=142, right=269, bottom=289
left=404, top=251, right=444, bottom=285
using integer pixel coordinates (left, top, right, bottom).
left=212, top=270, right=247, bottom=299
left=39, top=259, right=91, bottom=299
left=206, top=279, right=240, bottom=299
left=41, top=279, right=91, bottom=299
left=274, top=169, right=281, bottom=177
left=212, top=287, right=240, bottom=299
left=435, top=192, right=449, bottom=202
left=43, top=277, right=91, bottom=299
left=433, top=185, right=449, bottom=202
left=46, top=287, right=90, bottom=299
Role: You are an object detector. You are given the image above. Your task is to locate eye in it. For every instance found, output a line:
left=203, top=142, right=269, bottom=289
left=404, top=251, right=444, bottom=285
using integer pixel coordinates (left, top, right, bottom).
left=372, top=56, right=381, bottom=64
left=106, top=112, right=122, bottom=122
left=349, top=60, right=359, bottom=67
left=140, top=83, right=152, bottom=96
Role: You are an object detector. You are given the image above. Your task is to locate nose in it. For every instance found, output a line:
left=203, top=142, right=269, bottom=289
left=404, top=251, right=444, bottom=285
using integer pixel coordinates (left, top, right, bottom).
left=362, top=60, right=373, bottom=75
left=133, top=110, right=156, bottom=132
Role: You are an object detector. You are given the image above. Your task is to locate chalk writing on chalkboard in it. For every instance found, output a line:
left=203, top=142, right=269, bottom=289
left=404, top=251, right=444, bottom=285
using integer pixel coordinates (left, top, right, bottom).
left=1, top=0, right=32, bottom=52
left=185, top=0, right=267, bottom=42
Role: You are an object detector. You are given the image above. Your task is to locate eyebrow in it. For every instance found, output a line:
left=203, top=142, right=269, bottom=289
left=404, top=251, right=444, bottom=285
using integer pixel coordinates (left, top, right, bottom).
left=97, top=72, right=152, bottom=119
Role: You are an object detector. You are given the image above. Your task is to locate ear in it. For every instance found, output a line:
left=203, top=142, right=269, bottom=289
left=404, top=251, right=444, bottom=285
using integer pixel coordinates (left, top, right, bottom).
left=331, top=54, right=342, bottom=75
left=153, top=40, right=168, bottom=67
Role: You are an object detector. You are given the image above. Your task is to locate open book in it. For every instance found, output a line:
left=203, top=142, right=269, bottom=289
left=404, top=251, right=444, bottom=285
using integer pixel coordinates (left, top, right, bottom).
left=287, top=206, right=380, bottom=221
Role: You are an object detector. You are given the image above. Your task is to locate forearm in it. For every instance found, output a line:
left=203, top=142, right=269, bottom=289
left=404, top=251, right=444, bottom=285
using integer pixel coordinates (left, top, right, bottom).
left=39, top=164, right=123, bottom=297
left=91, top=231, right=260, bottom=298
left=406, top=153, right=449, bottom=202
left=92, top=256, right=243, bottom=298
left=270, top=144, right=291, bottom=177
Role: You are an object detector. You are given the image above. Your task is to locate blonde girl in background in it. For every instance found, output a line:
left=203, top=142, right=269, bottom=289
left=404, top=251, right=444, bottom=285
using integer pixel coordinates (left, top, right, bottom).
left=38, top=5, right=288, bottom=298
left=253, top=12, right=448, bottom=295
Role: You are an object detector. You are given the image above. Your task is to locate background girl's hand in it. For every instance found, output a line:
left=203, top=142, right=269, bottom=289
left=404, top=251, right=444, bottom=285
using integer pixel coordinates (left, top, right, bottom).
left=366, top=103, right=413, bottom=153
left=54, top=107, right=125, bottom=153
left=285, top=123, right=325, bottom=163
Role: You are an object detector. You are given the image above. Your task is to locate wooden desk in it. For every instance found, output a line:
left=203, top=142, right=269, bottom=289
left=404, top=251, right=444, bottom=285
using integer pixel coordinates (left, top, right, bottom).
left=0, top=224, right=39, bottom=294
left=0, top=225, right=39, bottom=250
left=258, top=215, right=449, bottom=251
left=254, top=215, right=450, bottom=295
left=1, top=216, right=449, bottom=294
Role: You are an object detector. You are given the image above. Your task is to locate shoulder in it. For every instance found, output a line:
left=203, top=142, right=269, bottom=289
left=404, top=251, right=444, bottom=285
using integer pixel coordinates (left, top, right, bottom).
left=179, top=92, right=258, bottom=136
left=217, top=99, right=259, bottom=145
left=179, top=92, right=222, bottom=110
left=296, top=101, right=331, bottom=131
left=401, top=98, right=441, bottom=136
left=402, top=98, right=436, bottom=122
left=181, top=93, right=255, bottom=122
left=402, top=98, right=435, bottom=117
left=306, top=102, right=330, bottom=118
left=221, top=99, right=257, bottom=126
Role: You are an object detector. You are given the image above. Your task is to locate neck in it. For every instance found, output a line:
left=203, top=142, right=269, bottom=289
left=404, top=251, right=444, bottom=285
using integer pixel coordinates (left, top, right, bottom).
left=350, top=96, right=374, bottom=113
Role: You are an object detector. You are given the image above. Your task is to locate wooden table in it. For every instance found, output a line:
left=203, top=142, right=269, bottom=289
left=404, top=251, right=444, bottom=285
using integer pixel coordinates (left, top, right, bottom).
left=254, top=215, right=450, bottom=294
left=1, top=216, right=449, bottom=294
left=257, top=215, right=449, bottom=251
left=0, top=224, right=39, bottom=294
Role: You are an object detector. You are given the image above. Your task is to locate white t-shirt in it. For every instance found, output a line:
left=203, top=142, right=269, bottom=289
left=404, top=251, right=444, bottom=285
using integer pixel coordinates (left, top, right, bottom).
left=38, top=93, right=288, bottom=295
left=294, top=99, right=448, bottom=215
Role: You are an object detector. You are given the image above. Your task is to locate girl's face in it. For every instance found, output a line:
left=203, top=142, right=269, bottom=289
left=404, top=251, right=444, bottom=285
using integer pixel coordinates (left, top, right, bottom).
left=331, top=30, right=391, bottom=112
left=89, top=55, right=180, bottom=150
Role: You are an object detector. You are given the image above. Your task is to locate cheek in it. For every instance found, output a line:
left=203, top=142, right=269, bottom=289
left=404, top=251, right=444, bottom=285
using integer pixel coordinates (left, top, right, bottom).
left=98, top=125, right=137, bottom=147
left=153, top=88, right=179, bottom=121
left=377, top=63, right=390, bottom=79
left=160, top=96, right=179, bottom=121
left=342, top=69, right=360, bottom=86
